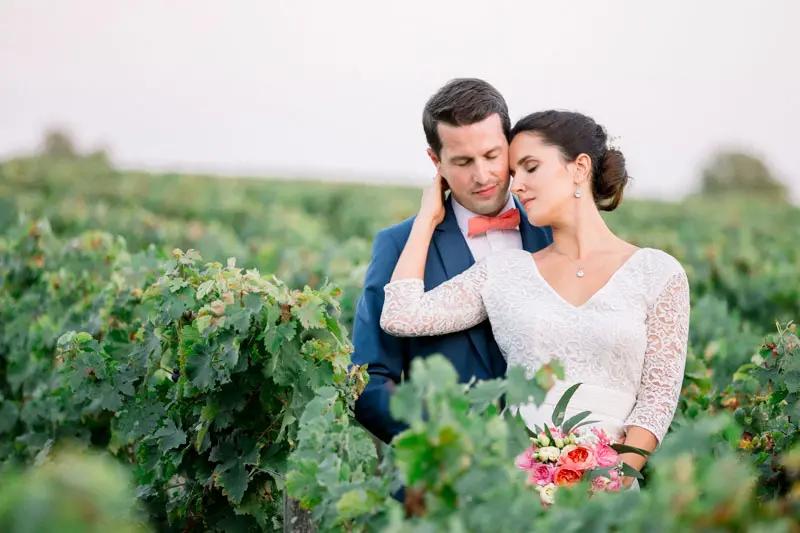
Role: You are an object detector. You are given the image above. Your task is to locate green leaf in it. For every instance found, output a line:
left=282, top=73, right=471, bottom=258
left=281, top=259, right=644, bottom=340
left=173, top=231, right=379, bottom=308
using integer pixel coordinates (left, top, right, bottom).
left=197, top=279, right=215, bottom=299
left=610, top=443, right=651, bottom=457
left=186, top=346, right=214, bottom=389
left=0, top=400, right=19, bottom=433
left=155, top=419, right=187, bottom=452
left=769, top=389, right=789, bottom=405
left=544, top=424, right=555, bottom=443
left=551, top=382, right=581, bottom=427
left=506, top=366, right=547, bottom=407
left=336, top=488, right=383, bottom=520
left=292, top=296, right=326, bottom=330
left=621, top=462, right=644, bottom=479
left=561, top=410, right=592, bottom=434
left=325, top=316, right=344, bottom=344
left=217, top=461, right=249, bottom=505
left=569, top=419, right=601, bottom=432
left=466, top=379, right=506, bottom=412
left=75, top=332, right=93, bottom=344
left=196, top=314, right=213, bottom=334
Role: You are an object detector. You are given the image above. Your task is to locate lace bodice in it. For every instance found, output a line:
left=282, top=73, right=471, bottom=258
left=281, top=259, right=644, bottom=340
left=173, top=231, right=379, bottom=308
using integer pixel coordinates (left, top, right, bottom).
left=380, top=248, right=690, bottom=444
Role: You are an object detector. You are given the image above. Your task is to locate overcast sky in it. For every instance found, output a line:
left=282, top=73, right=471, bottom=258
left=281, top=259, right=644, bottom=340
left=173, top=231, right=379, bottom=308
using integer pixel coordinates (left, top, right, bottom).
left=1, top=0, right=798, bottom=202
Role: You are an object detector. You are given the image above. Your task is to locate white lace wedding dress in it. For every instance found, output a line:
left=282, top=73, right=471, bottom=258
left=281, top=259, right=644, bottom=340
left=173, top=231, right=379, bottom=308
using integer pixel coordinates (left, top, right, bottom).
left=379, top=247, right=690, bottom=451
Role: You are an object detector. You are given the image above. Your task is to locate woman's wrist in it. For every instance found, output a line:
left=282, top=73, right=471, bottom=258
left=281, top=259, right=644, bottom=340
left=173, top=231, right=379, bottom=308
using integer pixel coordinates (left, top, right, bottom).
left=413, top=213, right=440, bottom=234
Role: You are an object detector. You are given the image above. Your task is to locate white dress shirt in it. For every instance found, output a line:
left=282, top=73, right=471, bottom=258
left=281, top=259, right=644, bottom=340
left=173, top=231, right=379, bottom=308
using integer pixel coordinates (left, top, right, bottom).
left=451, top=192, right=523, bottom=262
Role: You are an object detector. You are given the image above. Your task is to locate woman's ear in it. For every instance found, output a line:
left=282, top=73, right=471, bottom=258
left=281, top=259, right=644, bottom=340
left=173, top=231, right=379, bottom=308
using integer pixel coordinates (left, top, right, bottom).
left=573, top=153, right=592, bottom=184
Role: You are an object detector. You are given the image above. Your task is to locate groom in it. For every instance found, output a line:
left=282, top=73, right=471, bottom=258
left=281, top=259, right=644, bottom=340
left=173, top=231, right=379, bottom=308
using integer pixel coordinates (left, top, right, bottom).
left=351, top=78, right=553, bottom=444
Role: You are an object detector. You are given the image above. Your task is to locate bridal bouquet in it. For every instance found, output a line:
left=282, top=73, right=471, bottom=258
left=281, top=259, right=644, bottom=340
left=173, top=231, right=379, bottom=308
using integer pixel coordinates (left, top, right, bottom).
left=513, top=384, right=648, bottom=506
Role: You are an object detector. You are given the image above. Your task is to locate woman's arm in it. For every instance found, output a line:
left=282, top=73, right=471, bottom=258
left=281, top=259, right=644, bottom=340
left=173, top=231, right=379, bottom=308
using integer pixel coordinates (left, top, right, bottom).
left=621, top=268, right=691, bottom=485
left=379, top=174, right=489, bottom=337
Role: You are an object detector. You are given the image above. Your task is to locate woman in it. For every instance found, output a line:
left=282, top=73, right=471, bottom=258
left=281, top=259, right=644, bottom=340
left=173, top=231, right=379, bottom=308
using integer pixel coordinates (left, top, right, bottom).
left=379, top=110, right=690, bottom=486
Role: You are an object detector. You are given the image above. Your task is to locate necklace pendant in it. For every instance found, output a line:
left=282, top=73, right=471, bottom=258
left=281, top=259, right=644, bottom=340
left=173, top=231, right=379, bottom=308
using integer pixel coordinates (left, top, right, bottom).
left=576, top=268, right=584, bottom=278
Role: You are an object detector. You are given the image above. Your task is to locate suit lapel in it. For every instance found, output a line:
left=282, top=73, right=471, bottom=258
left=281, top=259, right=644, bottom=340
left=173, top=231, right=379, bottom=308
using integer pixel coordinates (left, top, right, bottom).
left=432, top=196, right=475, bottom=277
left=431, top=196, right=493, bottom=374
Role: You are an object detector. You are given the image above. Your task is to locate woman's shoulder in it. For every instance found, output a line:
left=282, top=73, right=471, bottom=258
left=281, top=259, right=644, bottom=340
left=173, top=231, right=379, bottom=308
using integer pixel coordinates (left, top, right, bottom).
left=636, top=247, right=689, bottom=297
left=638, top=247, right=686, bottom=275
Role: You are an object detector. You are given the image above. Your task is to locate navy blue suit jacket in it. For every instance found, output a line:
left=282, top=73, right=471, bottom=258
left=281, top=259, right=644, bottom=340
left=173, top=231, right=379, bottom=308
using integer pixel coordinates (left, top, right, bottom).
left=351, top=194, right=553, bottom=444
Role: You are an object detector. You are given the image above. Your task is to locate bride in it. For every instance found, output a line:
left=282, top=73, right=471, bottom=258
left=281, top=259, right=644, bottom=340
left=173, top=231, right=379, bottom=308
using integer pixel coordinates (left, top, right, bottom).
left=378, top=110, right=690, bottom=487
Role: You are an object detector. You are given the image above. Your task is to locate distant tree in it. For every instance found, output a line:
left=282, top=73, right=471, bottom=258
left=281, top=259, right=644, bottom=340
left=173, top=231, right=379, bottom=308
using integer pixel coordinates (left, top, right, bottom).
left=700, top=149, right=788, bottom=201
left=41, top=129, right=77, bottom=158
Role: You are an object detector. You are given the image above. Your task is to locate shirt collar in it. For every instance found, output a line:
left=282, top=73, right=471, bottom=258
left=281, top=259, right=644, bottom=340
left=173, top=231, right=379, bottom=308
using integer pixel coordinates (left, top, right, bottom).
left=451, top=190, right=517, bottom=236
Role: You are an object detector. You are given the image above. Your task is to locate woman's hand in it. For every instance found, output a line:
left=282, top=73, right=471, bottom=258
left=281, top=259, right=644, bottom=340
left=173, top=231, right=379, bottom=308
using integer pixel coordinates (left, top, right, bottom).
left=419, top=172, right=448, bottom=227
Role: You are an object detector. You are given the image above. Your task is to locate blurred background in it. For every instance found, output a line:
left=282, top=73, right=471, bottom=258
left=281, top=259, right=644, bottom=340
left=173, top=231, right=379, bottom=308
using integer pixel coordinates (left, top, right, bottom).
left=1, top=2, right=800, bottom=531
left=1, top=0, right=798, bottom=200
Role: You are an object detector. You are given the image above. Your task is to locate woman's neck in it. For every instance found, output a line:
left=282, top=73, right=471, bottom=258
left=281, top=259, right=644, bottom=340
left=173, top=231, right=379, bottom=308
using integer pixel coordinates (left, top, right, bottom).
left=549, top=204, right=616, bottom=260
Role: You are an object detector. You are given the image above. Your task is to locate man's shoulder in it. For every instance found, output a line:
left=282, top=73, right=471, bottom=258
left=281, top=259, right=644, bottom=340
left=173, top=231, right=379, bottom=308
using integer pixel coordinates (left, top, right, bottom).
left=375, top=214, right=417, bottom=245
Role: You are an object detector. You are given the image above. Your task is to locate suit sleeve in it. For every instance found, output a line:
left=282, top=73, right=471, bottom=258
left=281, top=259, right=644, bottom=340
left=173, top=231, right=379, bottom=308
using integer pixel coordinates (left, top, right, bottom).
left=351, top=228, right=410, bottom=443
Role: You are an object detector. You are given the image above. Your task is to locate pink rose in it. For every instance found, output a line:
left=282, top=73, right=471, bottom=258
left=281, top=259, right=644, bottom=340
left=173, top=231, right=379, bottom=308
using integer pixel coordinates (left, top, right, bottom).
left=527, top=463, right=556, bottom=487
left=606, top=469, right=623, bottom=491
left=593, top=443, right=620, bottom=468
left=591, top=427, right=614, bottom=445
left=515, top=446, right=537, bottom=470
left=591, top=476, right=611, bottom=492
left=559, top=445, right=597, bottom=471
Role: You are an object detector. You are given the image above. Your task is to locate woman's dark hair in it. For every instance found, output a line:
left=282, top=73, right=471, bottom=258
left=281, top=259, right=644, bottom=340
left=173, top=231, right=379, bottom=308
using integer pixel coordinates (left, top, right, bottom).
left=509, top=110, right=630, bottom=211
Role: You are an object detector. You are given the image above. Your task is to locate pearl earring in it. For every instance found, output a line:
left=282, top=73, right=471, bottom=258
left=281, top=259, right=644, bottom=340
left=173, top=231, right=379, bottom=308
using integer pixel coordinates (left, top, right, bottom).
left=574, top=186, right=582, bottom=198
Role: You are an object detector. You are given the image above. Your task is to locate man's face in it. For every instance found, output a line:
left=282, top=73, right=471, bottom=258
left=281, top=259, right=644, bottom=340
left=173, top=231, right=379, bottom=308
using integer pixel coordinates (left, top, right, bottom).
left=428, top=113, right=510, bottom=216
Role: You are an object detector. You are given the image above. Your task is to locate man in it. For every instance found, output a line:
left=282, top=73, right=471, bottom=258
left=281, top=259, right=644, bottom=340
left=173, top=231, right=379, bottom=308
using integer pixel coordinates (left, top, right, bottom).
left=352, top=78, right=553, bottom=444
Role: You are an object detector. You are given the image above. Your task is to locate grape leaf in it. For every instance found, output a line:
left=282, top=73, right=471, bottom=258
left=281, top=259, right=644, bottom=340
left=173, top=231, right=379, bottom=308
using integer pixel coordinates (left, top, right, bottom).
left=155, top=419, right=187, bottom=452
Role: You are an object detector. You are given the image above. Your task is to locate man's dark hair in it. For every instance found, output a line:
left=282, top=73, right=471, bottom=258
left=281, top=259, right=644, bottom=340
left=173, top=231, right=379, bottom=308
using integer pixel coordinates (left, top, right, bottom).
left=422, top=78, right=510, bottom=157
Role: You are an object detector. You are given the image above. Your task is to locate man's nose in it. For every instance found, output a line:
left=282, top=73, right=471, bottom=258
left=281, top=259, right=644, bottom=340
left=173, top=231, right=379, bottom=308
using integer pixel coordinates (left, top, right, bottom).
left=472, top=159, right=491, bottom=184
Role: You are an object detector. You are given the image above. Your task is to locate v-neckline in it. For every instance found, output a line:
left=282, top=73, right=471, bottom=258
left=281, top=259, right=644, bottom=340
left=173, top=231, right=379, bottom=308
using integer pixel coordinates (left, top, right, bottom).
left=527, top=248, right=647, bottom=310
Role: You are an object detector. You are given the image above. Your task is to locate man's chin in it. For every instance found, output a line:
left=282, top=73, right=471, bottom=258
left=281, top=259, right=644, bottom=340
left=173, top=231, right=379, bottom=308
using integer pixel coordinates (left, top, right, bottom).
left=471, top=195, right=507, bottom=216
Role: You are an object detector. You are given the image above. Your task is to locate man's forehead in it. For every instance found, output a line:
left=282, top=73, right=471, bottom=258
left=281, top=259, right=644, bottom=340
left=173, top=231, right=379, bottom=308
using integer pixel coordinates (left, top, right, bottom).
left=438, top=113, right=507, bottom=154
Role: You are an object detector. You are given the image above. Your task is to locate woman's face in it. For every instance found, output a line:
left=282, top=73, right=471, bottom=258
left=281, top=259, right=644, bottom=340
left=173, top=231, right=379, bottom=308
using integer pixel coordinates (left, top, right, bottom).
left=509, top=132, right=585, bottom=227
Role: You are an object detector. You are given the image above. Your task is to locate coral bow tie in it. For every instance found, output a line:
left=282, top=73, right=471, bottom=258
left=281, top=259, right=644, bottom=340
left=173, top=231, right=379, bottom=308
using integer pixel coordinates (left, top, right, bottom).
left=467, top=208, right=520, bottom=237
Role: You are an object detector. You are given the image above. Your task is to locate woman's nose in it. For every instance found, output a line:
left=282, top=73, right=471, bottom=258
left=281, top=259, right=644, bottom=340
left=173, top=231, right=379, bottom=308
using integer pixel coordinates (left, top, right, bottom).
left=510, top=175, right=524, bottom=194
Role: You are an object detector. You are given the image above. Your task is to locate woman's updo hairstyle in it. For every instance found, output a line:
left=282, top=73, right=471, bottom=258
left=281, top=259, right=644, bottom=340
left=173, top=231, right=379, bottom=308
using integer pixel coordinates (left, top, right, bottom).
left=509, top=110, right=630, bottom=211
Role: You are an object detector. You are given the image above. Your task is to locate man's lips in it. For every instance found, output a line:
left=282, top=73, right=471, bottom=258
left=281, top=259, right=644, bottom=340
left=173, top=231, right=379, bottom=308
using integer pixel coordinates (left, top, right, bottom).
left=474, top=185, right=497, bottom=197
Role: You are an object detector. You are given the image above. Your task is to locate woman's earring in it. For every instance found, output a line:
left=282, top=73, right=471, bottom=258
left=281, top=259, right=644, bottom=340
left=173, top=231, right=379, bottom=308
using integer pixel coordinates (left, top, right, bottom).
left=574, top=185, right=582, bottom=198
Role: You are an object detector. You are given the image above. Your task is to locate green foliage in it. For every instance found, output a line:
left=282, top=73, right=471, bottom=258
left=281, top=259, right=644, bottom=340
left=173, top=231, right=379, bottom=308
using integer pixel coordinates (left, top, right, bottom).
left=0, top=444, right=152, bottom=533
left=2, top=154, right=800, bottom=531
left=286, top=354, right=800, bottom=532
left=0, top=219, right=367, bottom=531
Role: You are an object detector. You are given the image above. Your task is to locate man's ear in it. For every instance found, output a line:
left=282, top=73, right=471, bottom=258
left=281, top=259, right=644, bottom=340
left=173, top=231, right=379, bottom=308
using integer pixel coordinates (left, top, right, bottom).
left=426, top=147, right=440, bottom=169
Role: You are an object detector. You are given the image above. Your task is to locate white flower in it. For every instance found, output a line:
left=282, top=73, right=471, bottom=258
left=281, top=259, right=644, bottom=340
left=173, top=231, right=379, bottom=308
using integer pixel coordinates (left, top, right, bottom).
left=606, top=135, right=623, bottom=152
left=536, top=446, right=561, bottom=463
left=553, top=437, right=565, bottom=448
left=537, top=483, right=557, bottom=505
left=537, top=433, right=551, bottom=447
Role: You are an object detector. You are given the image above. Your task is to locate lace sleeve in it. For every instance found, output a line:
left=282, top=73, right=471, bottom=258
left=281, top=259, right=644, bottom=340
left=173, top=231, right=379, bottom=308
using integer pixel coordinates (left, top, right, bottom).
left=625, top=269, right=691, bottom=445
left=379, top=261, right=489, bottom=337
